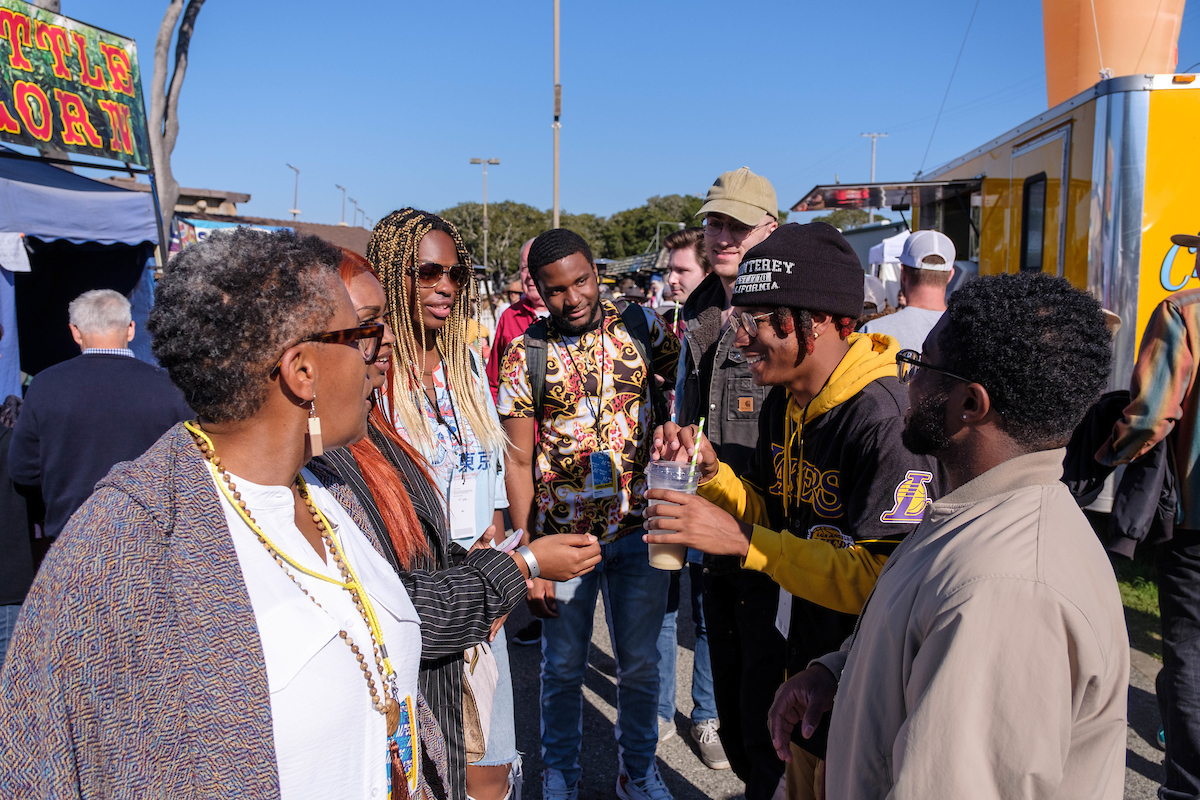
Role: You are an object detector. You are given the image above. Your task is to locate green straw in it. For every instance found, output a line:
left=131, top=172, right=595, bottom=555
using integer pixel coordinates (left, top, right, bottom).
left=687, top=416, right=706, bottom=486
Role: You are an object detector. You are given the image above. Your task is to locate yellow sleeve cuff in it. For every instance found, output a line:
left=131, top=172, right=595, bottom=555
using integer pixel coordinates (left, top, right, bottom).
left=743, top=525, right=782, bottom=574
left=697, top=461, right=745, bottom=517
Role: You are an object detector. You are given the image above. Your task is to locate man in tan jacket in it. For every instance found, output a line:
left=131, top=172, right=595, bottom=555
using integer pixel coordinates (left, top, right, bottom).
left=767, top=272, right=1129, bottom=799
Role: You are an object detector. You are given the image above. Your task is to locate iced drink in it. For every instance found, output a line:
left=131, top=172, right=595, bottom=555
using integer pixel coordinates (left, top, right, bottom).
left=645, top=460, right=699, bottom=570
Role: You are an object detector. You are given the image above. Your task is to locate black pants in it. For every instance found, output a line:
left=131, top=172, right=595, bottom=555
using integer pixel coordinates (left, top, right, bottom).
left=1159, top=531, right=1200, bottom=800
left=704, top=568, right=787, bottom=800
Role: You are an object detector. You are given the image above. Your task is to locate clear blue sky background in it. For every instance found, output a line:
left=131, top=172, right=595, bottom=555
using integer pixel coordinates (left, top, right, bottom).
left=62, top=0, right=1200, bottom=227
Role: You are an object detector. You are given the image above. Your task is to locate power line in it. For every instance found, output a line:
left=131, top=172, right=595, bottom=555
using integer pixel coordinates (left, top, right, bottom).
left=917, top=0, right=982, bottom=177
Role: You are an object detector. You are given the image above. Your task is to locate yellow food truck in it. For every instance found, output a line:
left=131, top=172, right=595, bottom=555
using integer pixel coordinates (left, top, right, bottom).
left=795, top=72, right=1200, bottom=389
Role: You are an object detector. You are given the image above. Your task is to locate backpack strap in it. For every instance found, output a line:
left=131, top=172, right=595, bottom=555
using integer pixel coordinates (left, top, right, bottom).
left=615, top=300, right=669, bottom=428
left=523, top=317, right=551, bottom=423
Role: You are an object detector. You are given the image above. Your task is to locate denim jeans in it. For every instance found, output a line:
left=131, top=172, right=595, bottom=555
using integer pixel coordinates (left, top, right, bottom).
left=657, top=562, right=716, bottom=724
left=475, top=622, right=518, bottom=767
left=0, top=603, right=21, bottom=669
left=1158, top=531, right=1200, bottom=800
left=541, top=531, right=668, bottom=785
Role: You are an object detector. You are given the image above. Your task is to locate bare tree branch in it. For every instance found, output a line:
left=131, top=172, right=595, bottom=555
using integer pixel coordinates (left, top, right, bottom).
left=148, top=0, right=204, bottom=229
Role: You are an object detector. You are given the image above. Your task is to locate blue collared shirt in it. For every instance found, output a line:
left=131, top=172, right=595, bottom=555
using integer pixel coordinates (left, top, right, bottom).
left=82, top=348, right=135, bottom=358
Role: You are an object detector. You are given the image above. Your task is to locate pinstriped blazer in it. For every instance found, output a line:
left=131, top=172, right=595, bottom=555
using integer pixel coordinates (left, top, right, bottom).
left=0, top=423, right=449, bottom=799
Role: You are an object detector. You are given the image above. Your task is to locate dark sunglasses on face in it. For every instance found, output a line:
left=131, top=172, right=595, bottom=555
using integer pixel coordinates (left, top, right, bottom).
left=409, top=262, right=472, bottom=287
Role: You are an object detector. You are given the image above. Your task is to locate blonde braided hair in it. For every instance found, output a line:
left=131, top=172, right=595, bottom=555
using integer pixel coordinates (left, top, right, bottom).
left=367, top=208, right=507, bottom=453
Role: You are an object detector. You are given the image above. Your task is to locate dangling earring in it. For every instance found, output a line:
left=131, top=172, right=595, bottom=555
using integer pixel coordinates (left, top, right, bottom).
left=308, top=395, right=323, bottom=457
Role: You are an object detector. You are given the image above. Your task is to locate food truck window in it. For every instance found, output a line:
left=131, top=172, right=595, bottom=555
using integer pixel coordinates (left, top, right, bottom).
left=1020, top=173, right=1047, bottom=271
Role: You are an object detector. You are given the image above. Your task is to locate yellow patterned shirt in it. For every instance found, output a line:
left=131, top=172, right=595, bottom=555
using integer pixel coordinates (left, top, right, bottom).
left=497, top=301, right=679, bottom=543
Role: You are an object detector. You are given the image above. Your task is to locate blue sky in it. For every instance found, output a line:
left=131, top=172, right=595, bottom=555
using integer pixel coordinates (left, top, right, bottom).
left=58, top=0, right=1200, bottom=226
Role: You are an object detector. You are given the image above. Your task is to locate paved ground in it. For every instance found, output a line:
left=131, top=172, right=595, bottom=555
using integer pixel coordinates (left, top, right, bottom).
left=507, top=567, right=1167, bottom=799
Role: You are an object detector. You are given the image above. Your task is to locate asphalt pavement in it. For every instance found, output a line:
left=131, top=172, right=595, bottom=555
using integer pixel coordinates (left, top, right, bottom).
left=506, top=567, right=1167, bottom=799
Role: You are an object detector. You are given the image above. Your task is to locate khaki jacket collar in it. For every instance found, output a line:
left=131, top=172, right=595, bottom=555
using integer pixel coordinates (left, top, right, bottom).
left=930, top=447, right=1066, bottom=515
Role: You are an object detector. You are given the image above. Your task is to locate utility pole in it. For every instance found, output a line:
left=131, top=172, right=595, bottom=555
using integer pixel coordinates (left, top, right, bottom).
left=861, top=133, right=887, bottom=223
left=470, top=158, right=500, bottom=268
left=286, top=163, right=301, bottom=221
left=335, top=184, right=348, bottom=226
left=552, top=0, right=561, bottom=229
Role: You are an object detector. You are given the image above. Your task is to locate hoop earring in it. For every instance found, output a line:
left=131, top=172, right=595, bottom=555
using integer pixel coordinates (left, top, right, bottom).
left=308, top=395, right=323, bottom=457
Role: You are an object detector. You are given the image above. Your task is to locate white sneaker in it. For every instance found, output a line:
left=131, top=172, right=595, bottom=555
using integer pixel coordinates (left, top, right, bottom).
left=615, top=763, right=674, bottom=800
left=658, top=716, right=677, bottom=744
left=542, top=768, right=578, bottom=800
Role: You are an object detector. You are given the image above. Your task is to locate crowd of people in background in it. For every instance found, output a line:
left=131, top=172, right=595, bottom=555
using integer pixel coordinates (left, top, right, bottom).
left=1, top=163, right=1196, bottom=800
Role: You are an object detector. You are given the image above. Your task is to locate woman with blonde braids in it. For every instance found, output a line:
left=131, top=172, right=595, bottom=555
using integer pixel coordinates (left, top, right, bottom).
left=368, top=209, right=524, bottom=800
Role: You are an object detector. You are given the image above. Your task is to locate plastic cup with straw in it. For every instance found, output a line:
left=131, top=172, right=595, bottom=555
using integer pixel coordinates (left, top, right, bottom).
left=646, top=416, right=705, bottom=570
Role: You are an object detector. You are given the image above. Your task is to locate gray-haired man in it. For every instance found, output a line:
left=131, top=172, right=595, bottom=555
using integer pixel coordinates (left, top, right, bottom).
left=8, top=289, right=192, bottom=537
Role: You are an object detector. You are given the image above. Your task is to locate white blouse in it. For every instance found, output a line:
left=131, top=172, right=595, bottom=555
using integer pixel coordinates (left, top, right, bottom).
left=212, top=467, right=422, bottom=800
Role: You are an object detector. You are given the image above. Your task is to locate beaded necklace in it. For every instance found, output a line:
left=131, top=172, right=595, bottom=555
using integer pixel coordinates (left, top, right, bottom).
left=185, top=421, right=401, bottom=735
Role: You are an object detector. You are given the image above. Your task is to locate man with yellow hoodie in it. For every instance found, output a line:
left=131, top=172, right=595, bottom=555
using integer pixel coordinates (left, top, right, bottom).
left=644, top=222, right=944, bottom=799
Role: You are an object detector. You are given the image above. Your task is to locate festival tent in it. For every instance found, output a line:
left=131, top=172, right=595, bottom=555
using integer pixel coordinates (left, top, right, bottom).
left=867, top=230, right=909, bottom=309
left=0, top=148, right=158, bottom=398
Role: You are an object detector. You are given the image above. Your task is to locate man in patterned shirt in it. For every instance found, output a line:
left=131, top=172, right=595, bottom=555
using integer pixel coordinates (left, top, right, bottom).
left=497, top=229, right=680, bottom=800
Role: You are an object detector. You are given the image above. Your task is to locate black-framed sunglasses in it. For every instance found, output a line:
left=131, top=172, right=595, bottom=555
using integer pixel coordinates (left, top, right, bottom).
left=275, top=322, right=386, bottom=371
left=409, top=262, right=472, bottom=288
left=895, top=349, right=973, bottom=385
left=704, top=215, right=769, bottom=240
left=731, top=310, right=773, bottom=337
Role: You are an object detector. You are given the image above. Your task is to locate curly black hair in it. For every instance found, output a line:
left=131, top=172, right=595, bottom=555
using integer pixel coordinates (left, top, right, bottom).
left=149, top=228, right=342, bottom=423
left=937, top=271, right=1112, bottom=449
left=527, top=228, right=593, bottom=277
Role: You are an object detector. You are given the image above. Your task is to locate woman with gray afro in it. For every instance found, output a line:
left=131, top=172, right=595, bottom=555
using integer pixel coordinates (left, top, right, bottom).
left=0, top=227, right=450, bottom=800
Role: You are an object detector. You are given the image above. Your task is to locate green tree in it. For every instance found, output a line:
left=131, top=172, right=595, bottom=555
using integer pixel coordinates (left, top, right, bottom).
left=599, top=194, right=705, bottom=258
left=812, top=208, right=870, bottom=231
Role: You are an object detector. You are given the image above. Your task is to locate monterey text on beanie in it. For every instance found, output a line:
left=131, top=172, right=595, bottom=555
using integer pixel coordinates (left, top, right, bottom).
left=731, top=222, right=864, bottom=319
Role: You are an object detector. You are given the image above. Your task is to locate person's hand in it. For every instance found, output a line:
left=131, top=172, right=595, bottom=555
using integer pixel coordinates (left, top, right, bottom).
left=488, top=612, right=509, bottom=643
left=470, top=524, right=498, bottom=551
left=642, top=491, right=751, bottom=557
left=650, top=423, right=718, bottom=482
left=527, top=577, right=558, bottom=618
left=768, top=665, right=838, bottom=761
left=527, top=533, right=601, bottom=582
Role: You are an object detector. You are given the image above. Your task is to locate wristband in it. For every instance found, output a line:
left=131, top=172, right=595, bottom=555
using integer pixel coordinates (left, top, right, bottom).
left=515, top=545, right=541, bottom=580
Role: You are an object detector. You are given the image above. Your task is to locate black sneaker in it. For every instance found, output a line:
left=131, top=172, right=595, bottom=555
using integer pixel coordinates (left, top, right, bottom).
left=512, top=619, right=542, bottom=646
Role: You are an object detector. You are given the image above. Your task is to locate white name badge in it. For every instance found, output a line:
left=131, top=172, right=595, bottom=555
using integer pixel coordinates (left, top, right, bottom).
left=589, top=450, right=617, bottom=499
left=449, top=474, right=478, bottom=546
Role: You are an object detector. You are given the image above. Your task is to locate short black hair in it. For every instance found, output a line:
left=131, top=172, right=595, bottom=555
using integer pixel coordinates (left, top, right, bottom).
left=149, top=228, right=342, bottom=422
left=937, top=271, right=1111, bottom=449
left=527, top=228, right=593, bottom=277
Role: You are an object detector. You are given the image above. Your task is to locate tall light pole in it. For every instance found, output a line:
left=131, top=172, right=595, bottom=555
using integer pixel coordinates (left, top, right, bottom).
left=335, top=184, right=348, bottom=226
left=861, top=133, right=887, bottom=223
left=349, top=197, right=359, bottom=227
left=552, top=0, right=561, bottom=229
left=286, top=163, right=301, bottom=221
left=470, top=157, right=500, bottom=268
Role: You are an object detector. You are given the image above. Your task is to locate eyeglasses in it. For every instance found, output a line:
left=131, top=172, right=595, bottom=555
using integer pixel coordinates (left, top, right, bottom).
left=297, top=322, right=386, bottom=363
left=732, top=311, right=773, bottom=337
left=409, top=262, right=472, bottom=287
left=895, top=349, right=973, bottom=385
left=704, top=215, right=770, bottom=240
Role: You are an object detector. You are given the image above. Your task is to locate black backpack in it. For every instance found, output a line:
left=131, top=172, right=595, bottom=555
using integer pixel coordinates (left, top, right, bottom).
left=523, top=301, right=669, bottom=428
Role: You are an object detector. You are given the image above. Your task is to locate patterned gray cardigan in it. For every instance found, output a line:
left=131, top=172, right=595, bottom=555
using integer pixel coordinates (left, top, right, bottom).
left=0, top=423, right=449, bottom=798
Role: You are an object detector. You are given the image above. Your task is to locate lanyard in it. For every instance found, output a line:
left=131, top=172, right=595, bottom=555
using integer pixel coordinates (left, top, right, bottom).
left=554, top=320, right=608, bottom=450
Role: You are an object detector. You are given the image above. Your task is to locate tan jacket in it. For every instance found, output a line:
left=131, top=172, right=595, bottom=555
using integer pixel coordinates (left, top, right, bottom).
left=813, top=449, right=1128, bottom=800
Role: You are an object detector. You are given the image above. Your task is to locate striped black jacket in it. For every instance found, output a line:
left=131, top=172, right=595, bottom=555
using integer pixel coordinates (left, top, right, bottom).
left=318, top=425, right=524, bottom=800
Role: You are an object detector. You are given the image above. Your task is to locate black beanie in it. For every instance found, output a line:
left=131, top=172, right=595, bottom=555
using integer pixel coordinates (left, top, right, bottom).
left=731, top=222, right=864, bottom=318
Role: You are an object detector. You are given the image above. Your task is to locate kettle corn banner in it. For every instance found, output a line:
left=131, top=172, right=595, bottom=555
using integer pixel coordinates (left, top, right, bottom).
left=0, top=0, right=148, bottom=166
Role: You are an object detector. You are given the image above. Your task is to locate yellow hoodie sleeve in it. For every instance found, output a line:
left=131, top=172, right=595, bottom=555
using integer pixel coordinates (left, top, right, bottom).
left=742, top=526, right=887, bottom=615
left=699, top=461, right=887, bottom=615
left=697, top=461, right=772, bottom=527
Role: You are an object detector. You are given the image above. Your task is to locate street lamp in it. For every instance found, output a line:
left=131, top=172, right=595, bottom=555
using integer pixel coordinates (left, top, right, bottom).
left=286, top=163, right=301, bottom=221
left=647, top=221, right=686, bottom=253
left=349, top=197, right=359, bottom=227
left=335, top=184, right=348, bottom=226
left=470, top=157, right=500, bottom=269
left=861, top=133, right=888, bottom=223
left=552, top=0, right=561, bottom=229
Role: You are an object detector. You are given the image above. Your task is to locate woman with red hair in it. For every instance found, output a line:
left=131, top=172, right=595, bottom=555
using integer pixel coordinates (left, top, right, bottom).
left=320, top=251, right=600, bottom=800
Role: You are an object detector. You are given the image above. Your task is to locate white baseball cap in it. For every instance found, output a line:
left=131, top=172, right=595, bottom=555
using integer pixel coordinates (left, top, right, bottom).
left=899, top=230, right=955, bottom=271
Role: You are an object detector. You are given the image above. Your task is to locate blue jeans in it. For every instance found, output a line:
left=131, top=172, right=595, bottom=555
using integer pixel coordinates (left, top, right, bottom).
left=541, top=532, right=668, bottom=784
left=0, top=603, right=21, bottom=669
left=657, top=562, right=717, bottom=724
left=475, top=623, right=518, bottom=766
